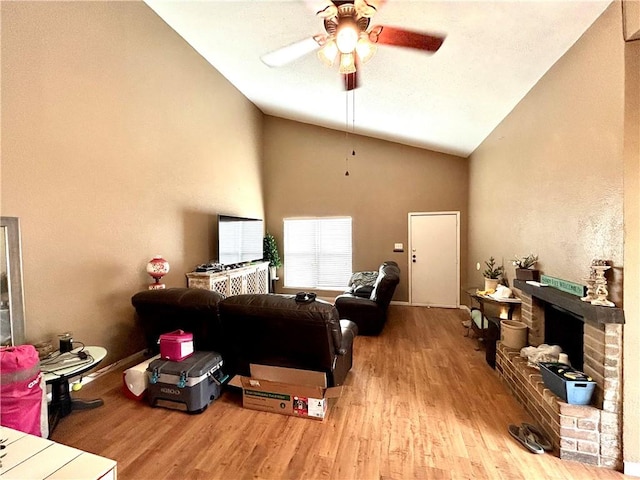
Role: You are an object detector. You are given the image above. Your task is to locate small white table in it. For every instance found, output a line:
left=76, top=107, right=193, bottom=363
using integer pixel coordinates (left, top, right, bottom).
left=0, top=427, right=116, bottom=479
left=40, top=346, right=107, bottom=432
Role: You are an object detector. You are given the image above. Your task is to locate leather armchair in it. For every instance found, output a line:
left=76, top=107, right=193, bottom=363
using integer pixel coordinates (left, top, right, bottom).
left=334, top=261, right=400, bottom=335
left=218, top=294, right=358, bottom=387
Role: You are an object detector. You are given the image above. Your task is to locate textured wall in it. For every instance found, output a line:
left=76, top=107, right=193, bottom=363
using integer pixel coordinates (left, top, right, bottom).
left=468, top=5, right=624, bottom=299
left=623, top=33, right=640, bottom=471
left=262, top=117, right=469, bottom=302
left=469, top=3, right=640, bottom=468
left=1, top=2, right=264, bottom=362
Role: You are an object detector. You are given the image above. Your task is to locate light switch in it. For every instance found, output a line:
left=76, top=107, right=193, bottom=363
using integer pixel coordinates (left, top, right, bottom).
left=393, top=243, right=404, bottom=252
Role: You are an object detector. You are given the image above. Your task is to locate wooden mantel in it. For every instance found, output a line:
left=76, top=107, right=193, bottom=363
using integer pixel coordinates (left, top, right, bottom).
left=513, top=279, right=625, bottom=326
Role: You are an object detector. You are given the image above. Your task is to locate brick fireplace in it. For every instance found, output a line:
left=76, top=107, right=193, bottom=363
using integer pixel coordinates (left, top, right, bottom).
left=496, top=280, right=624, bottom=470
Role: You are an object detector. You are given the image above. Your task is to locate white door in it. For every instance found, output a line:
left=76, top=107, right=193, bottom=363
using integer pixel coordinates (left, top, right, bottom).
left=409, top=212, right=459, bottom=307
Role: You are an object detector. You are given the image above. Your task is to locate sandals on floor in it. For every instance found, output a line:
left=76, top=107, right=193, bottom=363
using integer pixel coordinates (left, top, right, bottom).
left=521, top=423, right=552, bottom=451
left=508, top=424, right=545, bottom=454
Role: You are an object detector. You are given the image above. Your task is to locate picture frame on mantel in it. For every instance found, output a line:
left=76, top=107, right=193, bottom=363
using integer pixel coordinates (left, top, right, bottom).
left=1, top=217, right=26, bottom=346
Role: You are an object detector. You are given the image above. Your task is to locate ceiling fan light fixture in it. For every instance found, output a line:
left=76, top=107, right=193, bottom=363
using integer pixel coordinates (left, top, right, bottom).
left=356, top=35, right=377, bottom=63
left=354, top=0, right=380, bottom=18
left=339, top=52, right=357, bottom=74
left=336, top=20, right=359, bottom=54
left=318, top=39, right=338, bottom=66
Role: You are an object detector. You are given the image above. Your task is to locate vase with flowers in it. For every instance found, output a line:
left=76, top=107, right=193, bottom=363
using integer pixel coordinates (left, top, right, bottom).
left=512, top=253, right=540, bottom=281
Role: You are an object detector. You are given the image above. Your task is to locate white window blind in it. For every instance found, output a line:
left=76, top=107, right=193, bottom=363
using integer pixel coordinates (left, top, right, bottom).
left=283, top=217, right=352, bottom=289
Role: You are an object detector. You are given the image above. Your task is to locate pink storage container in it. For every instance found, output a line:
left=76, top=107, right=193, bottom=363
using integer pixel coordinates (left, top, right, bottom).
left=159, top=330, right=194, bottom=361
left=0, top=345, right=48, bottom=437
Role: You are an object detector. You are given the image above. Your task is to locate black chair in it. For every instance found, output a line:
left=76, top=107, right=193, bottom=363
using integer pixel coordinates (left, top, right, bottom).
left=334, top=261, right=400, bottom=335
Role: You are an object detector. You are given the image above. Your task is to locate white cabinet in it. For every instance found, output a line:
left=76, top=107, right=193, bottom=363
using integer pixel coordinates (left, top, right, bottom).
left=186, top=262, right=269, bottom=297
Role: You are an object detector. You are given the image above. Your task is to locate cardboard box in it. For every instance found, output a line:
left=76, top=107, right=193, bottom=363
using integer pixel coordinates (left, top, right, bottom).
left=229, top=364, right=342, bottom=420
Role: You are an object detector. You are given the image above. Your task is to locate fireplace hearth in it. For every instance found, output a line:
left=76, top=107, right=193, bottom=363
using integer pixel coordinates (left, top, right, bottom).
left=544, top=303, right=584, bottom=370
left=495, top=280, right=624, bottom=470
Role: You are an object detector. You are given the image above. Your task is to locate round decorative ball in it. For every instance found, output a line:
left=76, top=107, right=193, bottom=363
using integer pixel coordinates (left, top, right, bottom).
left=146, top=256, right=170, bottom=280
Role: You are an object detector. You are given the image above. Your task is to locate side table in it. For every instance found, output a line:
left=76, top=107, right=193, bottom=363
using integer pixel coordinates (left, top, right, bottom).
left=466, top=288, right=521, bottom=354
left=40, top=346, right=107, bottom=433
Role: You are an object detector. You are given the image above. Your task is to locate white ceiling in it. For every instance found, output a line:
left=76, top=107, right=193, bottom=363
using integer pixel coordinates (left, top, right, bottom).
left=145, top=0, right=612, bottom=158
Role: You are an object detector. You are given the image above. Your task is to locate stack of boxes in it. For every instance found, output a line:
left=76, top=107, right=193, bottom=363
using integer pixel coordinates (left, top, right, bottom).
left=123, top=330, right=227, bottom=413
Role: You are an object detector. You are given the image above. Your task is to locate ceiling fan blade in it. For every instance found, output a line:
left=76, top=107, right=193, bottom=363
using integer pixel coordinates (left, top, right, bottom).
left=369, top=25, right=445, bottom=52
left=343, top=71, right=359, bottom=91
left=304, top=0, right=338, bottom=18
left=354, top=0, right=386, bottom=18
left=261, top=36, right=325, bottom=67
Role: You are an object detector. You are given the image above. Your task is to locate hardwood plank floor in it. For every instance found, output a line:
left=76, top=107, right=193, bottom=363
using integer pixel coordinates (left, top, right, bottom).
left=50, top=306, right=631, bottom=479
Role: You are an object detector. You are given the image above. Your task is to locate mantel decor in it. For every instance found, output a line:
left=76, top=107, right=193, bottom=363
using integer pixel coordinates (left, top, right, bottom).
left=513, top=253, right=540, bottom=281
left=540, top=275, right=585, bottom=297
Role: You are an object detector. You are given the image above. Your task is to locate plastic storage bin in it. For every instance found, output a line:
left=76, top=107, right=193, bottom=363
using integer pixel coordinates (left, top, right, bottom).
left=159, top=329, right=194, bottom=361
left=539, top=362, right=595, bottom=405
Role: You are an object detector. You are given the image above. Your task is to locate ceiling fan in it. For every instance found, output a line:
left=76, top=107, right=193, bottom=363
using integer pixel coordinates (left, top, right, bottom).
left=260, top=0, right=446, bottom=90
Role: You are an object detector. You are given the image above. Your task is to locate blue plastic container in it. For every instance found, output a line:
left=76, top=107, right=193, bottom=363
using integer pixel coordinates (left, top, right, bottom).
left=539, top=362, right=595, bottom=405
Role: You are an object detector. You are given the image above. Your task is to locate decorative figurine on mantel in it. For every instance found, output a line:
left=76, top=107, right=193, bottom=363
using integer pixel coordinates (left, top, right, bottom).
left=146, top=256, right=170, bottom=290
left=581, top=266, right=597, bottom=303
left=584, top=259, right=615, bottom=307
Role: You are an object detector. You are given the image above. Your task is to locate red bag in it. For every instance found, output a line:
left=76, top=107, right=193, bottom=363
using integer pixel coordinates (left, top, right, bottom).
left=0, top=345, right=48, bottom=437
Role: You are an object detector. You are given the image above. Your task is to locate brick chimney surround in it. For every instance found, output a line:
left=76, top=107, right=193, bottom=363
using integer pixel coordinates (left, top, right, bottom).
left=496, top=280, right=624, bottom=470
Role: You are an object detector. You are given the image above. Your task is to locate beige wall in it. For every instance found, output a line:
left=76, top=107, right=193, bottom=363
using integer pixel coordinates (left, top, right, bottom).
left=468, top=4, right=624, bottom=295
left=623, top=31, right=640, bottom=470
left=469, top=3, right=640, bottom=468
left=262, top=116, right=468, bottom=302
left=1, top=2, right=264, bottom=362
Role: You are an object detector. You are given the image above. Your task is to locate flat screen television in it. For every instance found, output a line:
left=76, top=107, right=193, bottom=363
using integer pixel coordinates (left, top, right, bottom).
left=217, top=215, right=264, bottom=266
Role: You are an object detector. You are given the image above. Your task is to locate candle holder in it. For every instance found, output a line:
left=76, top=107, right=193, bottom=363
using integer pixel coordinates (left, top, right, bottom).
left=591, top=264, right=614, bottom=307
left=581, top=272, right=597, bottom=303
left=146, top=256, right=170, bottom=290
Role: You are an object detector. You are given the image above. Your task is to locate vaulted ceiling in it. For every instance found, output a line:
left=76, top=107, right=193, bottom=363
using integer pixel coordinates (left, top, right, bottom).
left=145, top=0, right=612, bottom=157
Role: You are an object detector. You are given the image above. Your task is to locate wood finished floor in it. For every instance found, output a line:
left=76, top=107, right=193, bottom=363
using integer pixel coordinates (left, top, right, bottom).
left=51, top=306, right=631, bottom=479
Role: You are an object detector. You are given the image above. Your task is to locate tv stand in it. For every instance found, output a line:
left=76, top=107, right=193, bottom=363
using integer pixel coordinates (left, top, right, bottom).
left=186, top=261, right=269, bottom=296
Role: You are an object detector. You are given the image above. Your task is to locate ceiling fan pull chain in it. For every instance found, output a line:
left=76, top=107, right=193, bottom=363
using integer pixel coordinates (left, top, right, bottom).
left=345, top=88, right=351, bottom=176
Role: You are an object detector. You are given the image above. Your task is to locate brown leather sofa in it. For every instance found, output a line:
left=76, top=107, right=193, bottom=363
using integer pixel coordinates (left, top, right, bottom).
left=334, top=261, right=400, bottom=335
left=131, top=288, right=225, bottom=354
left=218, top=294, right=358, bottom=387
left=131, top=290, right=357, bottom=387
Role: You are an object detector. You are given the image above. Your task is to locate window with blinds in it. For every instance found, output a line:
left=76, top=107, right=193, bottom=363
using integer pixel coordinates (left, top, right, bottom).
left=283, top=217, right=352, bottom=290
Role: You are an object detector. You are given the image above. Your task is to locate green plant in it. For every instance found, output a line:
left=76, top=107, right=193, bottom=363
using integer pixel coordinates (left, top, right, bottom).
left=483, top=256, right=504, bottom=279
left=263, top=233, right=282, bottom=268
left=512, top=253, right=538, bottom=269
